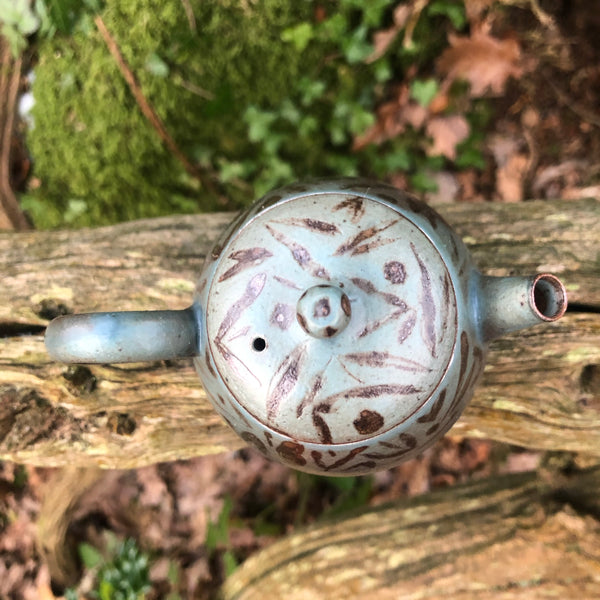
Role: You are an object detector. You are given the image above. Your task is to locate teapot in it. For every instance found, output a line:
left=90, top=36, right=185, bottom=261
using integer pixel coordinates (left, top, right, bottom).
left=45, top=179, right=567, bottom=475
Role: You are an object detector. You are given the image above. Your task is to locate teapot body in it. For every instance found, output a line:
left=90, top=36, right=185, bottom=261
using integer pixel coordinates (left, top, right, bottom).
left=193, top=179, right=485, bottom=475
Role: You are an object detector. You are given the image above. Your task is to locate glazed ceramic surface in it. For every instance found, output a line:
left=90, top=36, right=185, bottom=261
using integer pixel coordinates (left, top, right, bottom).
left=45, top=179, right=567, bottom=475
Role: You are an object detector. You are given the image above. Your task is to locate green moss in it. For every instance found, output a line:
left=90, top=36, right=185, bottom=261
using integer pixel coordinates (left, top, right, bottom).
left=27, top=0, right=321, bottom=227
left=26, top=0, right=468, bottom=228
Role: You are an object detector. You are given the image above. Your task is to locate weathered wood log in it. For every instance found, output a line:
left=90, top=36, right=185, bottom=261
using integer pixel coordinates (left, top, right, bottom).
left=1, top=199, right=599, bottom=467
left=221, top=466, right=600, bottom=599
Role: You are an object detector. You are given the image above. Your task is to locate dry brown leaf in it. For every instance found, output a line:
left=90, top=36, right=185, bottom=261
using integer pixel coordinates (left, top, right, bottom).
left=425, top=171, right=461, bottom=204
left=496, top=153, right=528, bottom=201
left=464, top=0, right=495, bottom=23
left=426, top=115, right=470, bottom=159
left=437, top=25, right=522, bottom=96
left=353, top=85, right=410, bottom=150
left=366, top=4, right=411, bottom=63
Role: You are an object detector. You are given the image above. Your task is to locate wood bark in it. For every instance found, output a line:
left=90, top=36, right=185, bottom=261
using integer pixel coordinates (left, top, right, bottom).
left=0, top=39, right=31, bottom=231
left=221, top=466, right=600, bottom=600
left=0, top=199, right=599, bottom=467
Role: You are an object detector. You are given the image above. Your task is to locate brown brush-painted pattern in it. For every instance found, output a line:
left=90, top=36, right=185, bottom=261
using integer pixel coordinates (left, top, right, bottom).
left=213, top=273, right=266, bottom=384
left=333, top=196, right=365, bottom=222
left=218, top=247, right=273, bottom=282
left=417, top=389, right=447, bottom=423
left=296, top=371, right=325, bottom=418
left=267, top=344, right=306, bottom=420
left=266, top=224, right=331, bottom=280
left=335, top=220, right=399, bottom=256
left=276, top=441, right=306, bottom=466
left=320, top=383, right=421, bottom=404
left=240, top=431, right=268, bottom=455
left=397, top=311, right=417, bottom=344
left=365, top=432, right=418, bottom=460
left=450, top=332, right=484, bottom=418
left=273, top=275, right=302, bottom=290
left=312, top=446, right=371, bottom=472
left=275, top=217, right=341, bottom=235
left=353, top=409, right=385, bottom=434
left=341, top=351, right=430, bottom=373
left=384, top=261, right=407, bottom=284
left=350, top=277, right=408, bottom=309
left=215, top=273, right=267, bottom=346
left=270, top=303, right=295, bottom=330
left=312, top=403, right=333, bottom=444
left=411, top=242, right=437, bottom=358
left=358, top=308, right=407, bottom=338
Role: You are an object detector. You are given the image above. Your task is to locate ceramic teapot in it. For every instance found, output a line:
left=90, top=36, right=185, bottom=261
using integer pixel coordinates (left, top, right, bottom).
left=45, top=179, right=567, bottom=475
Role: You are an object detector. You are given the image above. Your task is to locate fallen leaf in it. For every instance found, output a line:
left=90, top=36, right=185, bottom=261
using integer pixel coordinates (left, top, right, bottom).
left=366, top=5, right=411, bottom=63
left=425, top=171, right=461, bottom=204
left=437, top=24, right=522, bottom=96
left=487, top=134, right=521, bottom=167
left=562, top=185, right=600, bottom=200
left=496, top=153, right=528, bottom=201
left=426, top=115, right=470, bottom=159
left=464, top=0, right=495, bottom=23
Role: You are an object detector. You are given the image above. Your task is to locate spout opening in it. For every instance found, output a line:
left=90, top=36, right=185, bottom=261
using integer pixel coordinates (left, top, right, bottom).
left=531, top=274, right=567, bottom=322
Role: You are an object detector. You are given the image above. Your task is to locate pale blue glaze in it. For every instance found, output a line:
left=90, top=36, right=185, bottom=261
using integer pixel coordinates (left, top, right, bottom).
left=45, top=308, right=199, bottom=363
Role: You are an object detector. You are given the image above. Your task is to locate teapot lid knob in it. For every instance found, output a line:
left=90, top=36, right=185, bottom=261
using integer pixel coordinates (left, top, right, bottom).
left=296, top=285, right=351, bottom=339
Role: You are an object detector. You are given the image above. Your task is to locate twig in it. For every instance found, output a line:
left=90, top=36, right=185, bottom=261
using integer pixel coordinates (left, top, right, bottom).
left=180, top=0, right=197, bottom=32
left=0, top=40, right=31, bottom=230
left=94, top=16, right=218, bottom=194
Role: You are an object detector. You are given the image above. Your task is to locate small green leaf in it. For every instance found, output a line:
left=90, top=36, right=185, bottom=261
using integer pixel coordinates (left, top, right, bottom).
left=342, top=26, right=373, bottom=64
left=222, top=550, right=238, bottom=577
left=98, top=579, right=113, bottom=600
left=428, top=1, right=467, bottom=30
left=373, top=59, right=392, bottom=83
left=410, top=78, right=439, bottom=108
left=455, top=146, right=486, bottom=169
left=244, top=106, right=277, bottom=143
left=79, top=542, right=103, bottom=569
left=411, top=170, right=438, bottom=192
left=145, top=52, right=169, bottom=78
left=281, top=22, right=314, bottom=52
left=384, top=148, right=413, bottom=172
left=349, top=105, right=375, bottom=135
left=298, top=78, right=326, bottom=106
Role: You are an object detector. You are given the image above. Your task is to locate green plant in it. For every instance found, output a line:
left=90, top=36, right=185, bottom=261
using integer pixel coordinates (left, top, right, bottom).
left=295, top=472, right=373, bottom=524
left=205, top=496, right=238, bottom=577
left=0, top=0, right=41, bottom=55
left=25, top=0, right=323, bottom=227
left=71, top=536, right=151, bottom=600
left=24, top=0, right=489, bottom=229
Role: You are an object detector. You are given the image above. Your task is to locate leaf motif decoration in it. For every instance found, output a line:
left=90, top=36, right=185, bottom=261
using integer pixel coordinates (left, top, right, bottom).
left=218, top=247, right=273, bottom=282
left=266, top=343, right=307, bottom=421
left=266, top=224, right=331, bottom=280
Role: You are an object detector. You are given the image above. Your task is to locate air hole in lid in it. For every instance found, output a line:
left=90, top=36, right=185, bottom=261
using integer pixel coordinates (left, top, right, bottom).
left=252, top=337, right=266, bottom=352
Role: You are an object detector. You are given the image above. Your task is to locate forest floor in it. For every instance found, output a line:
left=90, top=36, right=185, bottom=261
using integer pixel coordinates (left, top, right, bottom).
left=1, top=0, right=599, bottom=598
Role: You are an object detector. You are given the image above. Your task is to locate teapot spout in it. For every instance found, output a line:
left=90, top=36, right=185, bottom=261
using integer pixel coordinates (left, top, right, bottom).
left=477, top=273, right=567, bottom=342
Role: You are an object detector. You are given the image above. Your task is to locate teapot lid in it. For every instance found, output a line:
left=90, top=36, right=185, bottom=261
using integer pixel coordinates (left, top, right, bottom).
left=206, top=191, right=457, bottom=445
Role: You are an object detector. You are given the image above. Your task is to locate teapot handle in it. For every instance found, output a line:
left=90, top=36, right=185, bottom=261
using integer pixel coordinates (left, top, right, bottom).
left=45, top=307, right=199, bottom=364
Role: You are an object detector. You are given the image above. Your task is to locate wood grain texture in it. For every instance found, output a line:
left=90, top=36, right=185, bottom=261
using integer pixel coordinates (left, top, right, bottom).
left=221, top=467, right=600, bottom=600
left=1, top=199, right=598, bottom=467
